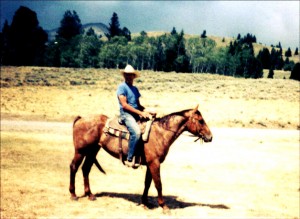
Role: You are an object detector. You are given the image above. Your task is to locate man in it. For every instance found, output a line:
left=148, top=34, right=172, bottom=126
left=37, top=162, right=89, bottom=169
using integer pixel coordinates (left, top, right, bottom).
left=117, top=64, right=151, bottom=168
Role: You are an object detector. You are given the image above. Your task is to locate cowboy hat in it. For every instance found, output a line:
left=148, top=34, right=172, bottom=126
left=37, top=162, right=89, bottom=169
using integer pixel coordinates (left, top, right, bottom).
left=120, top=64, right=140, bottom=78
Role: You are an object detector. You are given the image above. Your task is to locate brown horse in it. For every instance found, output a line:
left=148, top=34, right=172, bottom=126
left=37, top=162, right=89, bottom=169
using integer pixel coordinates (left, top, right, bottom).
left=69, top=105, right=212, bottom=211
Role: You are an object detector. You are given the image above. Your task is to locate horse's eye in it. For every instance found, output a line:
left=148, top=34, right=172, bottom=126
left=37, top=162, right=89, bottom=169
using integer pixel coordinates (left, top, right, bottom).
left=199, top=120, right=204, bottom=125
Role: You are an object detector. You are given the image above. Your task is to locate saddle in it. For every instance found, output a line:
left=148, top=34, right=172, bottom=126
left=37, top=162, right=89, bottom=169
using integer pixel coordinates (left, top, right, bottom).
left=103, top=116, right=155, bottom=165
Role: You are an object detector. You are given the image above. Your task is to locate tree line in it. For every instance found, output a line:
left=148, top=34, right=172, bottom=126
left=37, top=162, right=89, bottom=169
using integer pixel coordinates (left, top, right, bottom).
left=1, top=6, right=299, bottom=80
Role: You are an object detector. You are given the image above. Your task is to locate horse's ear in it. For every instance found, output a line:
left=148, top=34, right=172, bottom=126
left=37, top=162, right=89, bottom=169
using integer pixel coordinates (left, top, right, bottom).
left=192, top=104, right=199, bottom=113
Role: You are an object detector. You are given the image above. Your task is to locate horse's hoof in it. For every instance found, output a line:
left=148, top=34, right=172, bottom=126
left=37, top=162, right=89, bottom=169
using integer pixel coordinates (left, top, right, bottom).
left=70, top=196, right=79, bottom=201
left=162, top=205, right=170, bottom=214
left=88, top=195, right=96, bottom=201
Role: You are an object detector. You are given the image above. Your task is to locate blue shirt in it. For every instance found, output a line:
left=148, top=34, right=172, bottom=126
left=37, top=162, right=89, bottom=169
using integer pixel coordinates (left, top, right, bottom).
left=117, top=82, right=141, bottom=115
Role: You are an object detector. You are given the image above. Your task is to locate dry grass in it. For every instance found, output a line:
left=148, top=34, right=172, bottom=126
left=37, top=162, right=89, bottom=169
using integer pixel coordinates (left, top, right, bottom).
left=1, top=66, right=299, bottom=129
left=0, top=126, right=299, bottom=218
left=0, top=66, right=299, bottom=218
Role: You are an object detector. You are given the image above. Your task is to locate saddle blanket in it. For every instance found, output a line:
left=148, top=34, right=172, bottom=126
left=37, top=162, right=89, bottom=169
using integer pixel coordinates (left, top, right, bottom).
left=103, top=117, right=154, bottom=141
left=104, top=117, right=130, bottom=140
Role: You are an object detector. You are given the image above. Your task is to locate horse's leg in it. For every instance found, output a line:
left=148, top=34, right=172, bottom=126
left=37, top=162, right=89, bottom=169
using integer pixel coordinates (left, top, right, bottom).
left=82, top=147, right=99, bottom=200
left=69, top=152, right=84, bottom=200
left=141, top=166, right=152, bottom=207
left=148, top=160, right=169, bottom=211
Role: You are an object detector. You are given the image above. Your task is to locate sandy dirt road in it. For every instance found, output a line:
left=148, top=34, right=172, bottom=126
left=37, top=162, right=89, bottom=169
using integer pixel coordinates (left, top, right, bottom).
left=1, top=120, right=299, bottom=218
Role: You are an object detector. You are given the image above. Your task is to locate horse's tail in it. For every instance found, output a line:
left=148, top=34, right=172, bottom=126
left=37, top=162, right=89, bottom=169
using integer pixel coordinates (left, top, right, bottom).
left=94, top=158, right=106, bottom=174
left=73, top=116, right=81, bottom=127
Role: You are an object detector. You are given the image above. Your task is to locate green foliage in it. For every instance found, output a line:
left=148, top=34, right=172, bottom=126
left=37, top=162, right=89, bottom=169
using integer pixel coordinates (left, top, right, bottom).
left=257, top=48, right=271, bottom=69
left=270, top=47, right=284, bottom=70
left=283, top=58, right=295, bottom=71
left=290, top=63, right=300, bottom=81
left=225, top=34, right=263, bottom=78
left=106, top=12, right=131, bottom=41
left=1, top=6, right=47, bottom=66
left=2, top=6, right=295, bottom=81
left=268, top=67, right=274, bottom=79
left=56, top=10, right=83, bottom=40
left=285, top=47, right=292, bottom=57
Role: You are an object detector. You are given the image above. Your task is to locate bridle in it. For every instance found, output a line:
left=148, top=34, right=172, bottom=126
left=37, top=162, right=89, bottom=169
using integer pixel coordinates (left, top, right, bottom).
left=162, top=113, right=205, bottom=141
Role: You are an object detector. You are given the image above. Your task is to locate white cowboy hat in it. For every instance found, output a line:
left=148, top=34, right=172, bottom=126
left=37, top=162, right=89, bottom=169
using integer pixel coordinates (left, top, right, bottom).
left=120, top=64, right=140, bottom=78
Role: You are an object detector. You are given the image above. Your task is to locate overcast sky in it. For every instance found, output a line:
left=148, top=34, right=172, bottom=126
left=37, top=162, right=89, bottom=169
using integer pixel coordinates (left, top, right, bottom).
left=1, top=1, right=299, bottom=49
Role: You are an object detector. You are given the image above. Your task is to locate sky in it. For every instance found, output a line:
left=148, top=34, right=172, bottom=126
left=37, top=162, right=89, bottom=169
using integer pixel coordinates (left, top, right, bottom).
left=1, top=1, right=299, bottom=49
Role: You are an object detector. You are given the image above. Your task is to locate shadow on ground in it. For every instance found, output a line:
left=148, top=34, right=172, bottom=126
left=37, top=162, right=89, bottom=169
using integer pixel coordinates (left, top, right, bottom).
left=93, top=192, right=229, bottom=210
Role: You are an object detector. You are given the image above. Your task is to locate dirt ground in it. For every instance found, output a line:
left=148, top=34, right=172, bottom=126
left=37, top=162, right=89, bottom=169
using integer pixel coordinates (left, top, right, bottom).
left=1, top=120, right=299, bottom=218
left=1, top=66, right=299, bottom=218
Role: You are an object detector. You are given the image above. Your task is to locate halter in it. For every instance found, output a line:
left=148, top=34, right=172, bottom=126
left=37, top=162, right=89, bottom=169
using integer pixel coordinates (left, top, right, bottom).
left=161, top=112, right=201, bottom=140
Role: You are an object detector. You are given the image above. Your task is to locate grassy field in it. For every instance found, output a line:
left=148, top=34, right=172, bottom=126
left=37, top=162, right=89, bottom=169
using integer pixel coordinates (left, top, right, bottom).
left=0, top=66, right=299, bottom=218
left=1, top=66, right=299, bottom=129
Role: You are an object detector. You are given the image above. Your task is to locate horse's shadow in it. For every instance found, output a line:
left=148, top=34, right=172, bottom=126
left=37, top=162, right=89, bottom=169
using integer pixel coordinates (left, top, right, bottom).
left=93, top=192, right=229, bottom=210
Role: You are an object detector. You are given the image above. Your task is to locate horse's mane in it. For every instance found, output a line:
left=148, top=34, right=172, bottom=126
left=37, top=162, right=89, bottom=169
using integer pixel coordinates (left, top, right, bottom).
left=155, top=109, right=190, bottom=126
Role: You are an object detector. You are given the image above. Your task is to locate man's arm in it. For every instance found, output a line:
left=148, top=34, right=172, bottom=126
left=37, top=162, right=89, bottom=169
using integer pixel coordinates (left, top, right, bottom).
left=118, top=95, right=150, bottom=118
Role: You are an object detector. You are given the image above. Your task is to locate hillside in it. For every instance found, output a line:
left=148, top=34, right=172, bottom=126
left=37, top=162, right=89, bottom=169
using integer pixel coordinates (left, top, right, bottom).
left=47, top=23, right=299, bottom=64
left=47, top=22, right=109, bottom=41
left=133, top=31, right=299, bottom=64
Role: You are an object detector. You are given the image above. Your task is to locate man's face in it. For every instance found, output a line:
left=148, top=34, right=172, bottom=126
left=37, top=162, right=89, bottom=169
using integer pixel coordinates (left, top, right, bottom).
left=124, top=73, right=136, bottom=84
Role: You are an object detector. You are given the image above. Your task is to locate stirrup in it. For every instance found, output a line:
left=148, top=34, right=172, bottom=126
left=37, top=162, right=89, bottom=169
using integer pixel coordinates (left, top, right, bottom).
left=124, top=157, right=140, bottom=169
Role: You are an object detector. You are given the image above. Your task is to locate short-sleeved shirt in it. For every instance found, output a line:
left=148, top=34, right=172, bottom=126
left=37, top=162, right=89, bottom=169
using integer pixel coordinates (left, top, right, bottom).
left=117, top=82, right=141, bottom=115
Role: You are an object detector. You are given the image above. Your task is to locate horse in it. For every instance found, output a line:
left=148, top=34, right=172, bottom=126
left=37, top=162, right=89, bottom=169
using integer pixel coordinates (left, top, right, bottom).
left=69, top=104, right=213, bottom=211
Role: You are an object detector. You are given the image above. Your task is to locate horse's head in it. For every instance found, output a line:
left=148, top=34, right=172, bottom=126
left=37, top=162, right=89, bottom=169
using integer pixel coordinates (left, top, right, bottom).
left=184, top=105, right=213, bottom=143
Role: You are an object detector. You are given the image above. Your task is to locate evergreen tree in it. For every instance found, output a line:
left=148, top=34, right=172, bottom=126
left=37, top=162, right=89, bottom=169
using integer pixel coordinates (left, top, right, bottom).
left=201, top=30, right=207, bottom=38
left=268, top=67, right=274, bottom=78
left=283, top=58, right=295, bottom=71
left=170, top=27, right=177, bottom=35
left=226, top=34, right=262, bottom=78
left=285, top=47, right=292, bottom=57
left=106, top=12, right=131, bottom=41
left=174, top=30, right=189, bottom=72
left=257, top=48, right=271, bottom=69
left=294, top=48, right=298, bottom=56
left=270, top=47, right=284, bottom=70
left=57, top=10, right=83, bottom=40
left=0, top=20, right=10, bottom=65
left=153, top=37, right=165, bottom=71
left=122, top=27, right=131, bottom=41
left=106, top=12, right=122, bottom=39
left=290, top=63, right=300, bottom=81
left=4, top=6, right=47, bottom=66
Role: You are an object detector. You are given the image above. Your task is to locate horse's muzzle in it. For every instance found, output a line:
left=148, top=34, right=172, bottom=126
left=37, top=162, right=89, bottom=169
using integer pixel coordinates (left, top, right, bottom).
left=194, top=133, right=212, bottom=143
left=203, top=135, right=213, bottom=142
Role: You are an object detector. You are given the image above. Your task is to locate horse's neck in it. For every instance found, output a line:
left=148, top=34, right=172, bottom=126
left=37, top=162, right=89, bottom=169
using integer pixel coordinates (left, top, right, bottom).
left=156, top=114, right=188, bottom=144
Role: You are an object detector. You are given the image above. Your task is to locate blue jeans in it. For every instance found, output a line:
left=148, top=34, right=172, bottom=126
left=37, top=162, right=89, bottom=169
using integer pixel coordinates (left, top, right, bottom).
left=120, top=112, right=141, bottom=161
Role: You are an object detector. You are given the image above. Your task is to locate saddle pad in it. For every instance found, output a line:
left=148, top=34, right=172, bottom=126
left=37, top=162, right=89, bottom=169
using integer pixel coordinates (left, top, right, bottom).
left=104, top=118, right=130, bottom=140
left=104, top=117, right=152, bottom=141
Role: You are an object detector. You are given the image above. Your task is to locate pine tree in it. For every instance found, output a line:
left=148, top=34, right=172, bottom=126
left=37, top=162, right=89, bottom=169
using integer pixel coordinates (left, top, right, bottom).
left=106, top=12, right=131, bottom=41
left=290, top=63, right=300, bottom=81
left=285, top=47, right=292, bottom=57
left=1, top=20, right=10, bottom=65
left=257, top=48, right=271, bottom=69
left=201, top=30, right=207, bottom=38
left=170, top=27, right=177, bottom=35
left=294, top=48, right=298, bottom=56
left=57, top=10, right=83, bottom=40
left=5, top=6, right=47, bottom=65
left=268, top=67, right=274, bottom=78
left=107, top=12, right=122, bottom=39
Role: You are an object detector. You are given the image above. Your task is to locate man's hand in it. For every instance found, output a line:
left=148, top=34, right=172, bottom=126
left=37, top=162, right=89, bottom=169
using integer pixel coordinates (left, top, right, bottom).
left=140, top=111, right=152, bottom=119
